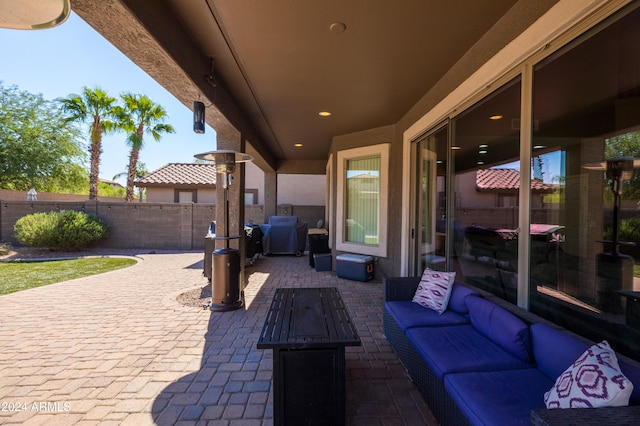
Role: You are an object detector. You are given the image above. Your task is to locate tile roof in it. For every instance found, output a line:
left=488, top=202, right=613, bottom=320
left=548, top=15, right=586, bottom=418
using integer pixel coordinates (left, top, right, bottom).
left=476, top=168, right=553, bottom=192
left=135, top=163, right=217, bottom=187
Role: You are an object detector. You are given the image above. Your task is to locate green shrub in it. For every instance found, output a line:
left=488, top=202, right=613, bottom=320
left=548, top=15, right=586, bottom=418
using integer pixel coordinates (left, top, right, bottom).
left=0, top=241, right=11, bottom=256
left=603, top=217, right=640, bottom=259
left=14, top=210, right=109, bottom=251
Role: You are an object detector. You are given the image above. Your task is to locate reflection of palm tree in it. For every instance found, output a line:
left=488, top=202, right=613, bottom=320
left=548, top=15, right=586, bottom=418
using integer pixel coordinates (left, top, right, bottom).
left=60, top=87, right=118, bottom=200
left=117, top=94, right=174, bottom=202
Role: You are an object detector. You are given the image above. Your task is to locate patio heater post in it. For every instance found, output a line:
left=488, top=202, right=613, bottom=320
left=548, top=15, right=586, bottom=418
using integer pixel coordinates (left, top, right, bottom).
left=195, top=150, right=253, bottom=312
left=585, top=157, right=638, bottom=313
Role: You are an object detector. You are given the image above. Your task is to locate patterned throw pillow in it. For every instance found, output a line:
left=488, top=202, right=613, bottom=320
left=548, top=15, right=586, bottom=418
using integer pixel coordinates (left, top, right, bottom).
left=412, top=268, right=456, bottom=314
left=544, top=340, right=634, bottom=409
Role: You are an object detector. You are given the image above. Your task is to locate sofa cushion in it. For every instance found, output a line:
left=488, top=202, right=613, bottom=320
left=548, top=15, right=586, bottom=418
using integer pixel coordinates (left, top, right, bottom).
left=385, top=301, right=469, bottom=331
left=412, top=268, right=456, bottom=314
left=407, top=325, right=532, bottom=380
left=466, top=296, right=532, bottom=362
left=544, top=340, right=633, bottom=409
left=445, top=368, right=552, bottom=426
left=531, top=322, right=640, bottom=406
left=447, top=282, right=478, bottom=314
left=530, top=323, right=591, bottom=380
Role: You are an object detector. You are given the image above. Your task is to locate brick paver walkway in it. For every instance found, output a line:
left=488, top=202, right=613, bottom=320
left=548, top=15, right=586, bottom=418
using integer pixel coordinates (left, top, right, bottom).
left=0, top=251, right=436, bottom=425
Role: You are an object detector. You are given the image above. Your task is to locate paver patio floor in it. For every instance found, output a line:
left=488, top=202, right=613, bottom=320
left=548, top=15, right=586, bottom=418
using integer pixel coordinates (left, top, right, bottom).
left=0, top=251, right=436, bottom=425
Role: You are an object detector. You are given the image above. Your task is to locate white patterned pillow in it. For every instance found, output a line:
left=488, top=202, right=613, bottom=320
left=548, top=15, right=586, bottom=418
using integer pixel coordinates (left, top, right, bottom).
left=544, top=340, right=633, bottom=409
left=412, top=268, right=456, bottom=314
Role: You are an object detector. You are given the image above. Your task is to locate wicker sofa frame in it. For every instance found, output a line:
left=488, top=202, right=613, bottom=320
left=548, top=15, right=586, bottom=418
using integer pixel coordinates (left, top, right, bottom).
left=383, top=276, right=640, bottom=425
left=383, top=276, right=470, bottom=425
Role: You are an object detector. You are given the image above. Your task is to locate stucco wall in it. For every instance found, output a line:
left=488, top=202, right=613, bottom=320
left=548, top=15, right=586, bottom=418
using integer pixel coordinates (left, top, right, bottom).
left=277, top=174, right=325, bottom=206
left=245, top=161, right=265, bottom=205
left=145, top=187, right=217, bottom=203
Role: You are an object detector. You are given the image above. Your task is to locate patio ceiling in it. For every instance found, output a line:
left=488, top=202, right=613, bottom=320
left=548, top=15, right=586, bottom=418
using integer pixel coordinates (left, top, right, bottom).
left=71, top=0, right=520, bottom=172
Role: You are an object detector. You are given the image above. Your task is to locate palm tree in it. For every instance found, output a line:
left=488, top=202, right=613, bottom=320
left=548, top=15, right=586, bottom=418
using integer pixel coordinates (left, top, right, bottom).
left=113, top=161, right=150, bottom=201
left=118, top=94, right=174, bottom=202
left=59, top=87, right=118, bottom=200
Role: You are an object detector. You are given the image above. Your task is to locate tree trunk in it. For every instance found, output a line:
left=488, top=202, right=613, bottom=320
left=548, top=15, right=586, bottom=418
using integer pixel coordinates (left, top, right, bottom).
left=125, top=148, right=140, bottom=202
left=89, top=119, right=103, bottom=201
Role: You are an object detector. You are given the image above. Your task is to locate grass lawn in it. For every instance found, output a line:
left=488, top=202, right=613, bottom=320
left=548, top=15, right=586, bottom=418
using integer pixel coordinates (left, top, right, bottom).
left=0, top=257, right=137, bottom=295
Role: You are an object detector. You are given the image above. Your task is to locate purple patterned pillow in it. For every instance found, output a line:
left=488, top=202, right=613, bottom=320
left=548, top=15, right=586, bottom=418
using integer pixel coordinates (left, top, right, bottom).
left=411, top=268, right=456, bottom=314
left=544, top=340, right=634, bottom=409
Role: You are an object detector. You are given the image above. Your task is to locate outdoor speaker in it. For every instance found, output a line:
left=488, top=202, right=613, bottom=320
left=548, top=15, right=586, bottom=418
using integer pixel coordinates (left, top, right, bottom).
left=193, top=101, right=205, bottom=134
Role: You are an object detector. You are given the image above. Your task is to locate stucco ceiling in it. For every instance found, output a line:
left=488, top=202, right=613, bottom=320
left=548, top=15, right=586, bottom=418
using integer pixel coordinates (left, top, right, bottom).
left=72, top=0, right=520, bottom=171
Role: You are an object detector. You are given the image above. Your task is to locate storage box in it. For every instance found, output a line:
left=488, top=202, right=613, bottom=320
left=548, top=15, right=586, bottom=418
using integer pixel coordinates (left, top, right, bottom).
left=336, top=254, right=374, bottom=281
left=314, top=253, right=332, bottom=271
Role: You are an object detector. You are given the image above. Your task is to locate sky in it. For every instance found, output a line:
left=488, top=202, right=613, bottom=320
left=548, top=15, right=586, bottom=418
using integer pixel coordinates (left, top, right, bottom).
left=0, top=12, right=217, bottom=184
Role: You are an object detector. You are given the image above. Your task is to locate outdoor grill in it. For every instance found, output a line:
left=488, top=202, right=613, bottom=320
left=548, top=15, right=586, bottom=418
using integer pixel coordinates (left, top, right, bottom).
left=260, top=216, right=308, bottom=256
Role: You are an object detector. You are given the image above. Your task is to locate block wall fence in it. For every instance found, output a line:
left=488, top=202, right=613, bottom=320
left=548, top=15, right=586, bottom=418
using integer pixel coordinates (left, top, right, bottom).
left=0, top=200, right=325, bottom=251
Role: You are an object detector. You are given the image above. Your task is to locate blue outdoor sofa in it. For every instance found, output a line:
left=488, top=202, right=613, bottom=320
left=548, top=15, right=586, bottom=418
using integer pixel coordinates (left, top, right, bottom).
left=383, top=276, right=640, bottom=425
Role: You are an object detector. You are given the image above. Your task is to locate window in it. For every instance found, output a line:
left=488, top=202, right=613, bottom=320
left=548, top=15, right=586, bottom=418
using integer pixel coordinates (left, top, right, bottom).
left=336, top=144, right=389, bottom=257
left=175, top=189, right=196, bottom=203
left=529, top=3, right=640, bottom=359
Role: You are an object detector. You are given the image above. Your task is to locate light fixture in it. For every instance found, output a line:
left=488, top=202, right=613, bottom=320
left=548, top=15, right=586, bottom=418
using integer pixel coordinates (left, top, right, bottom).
left=489, top=115, right=503, bottom=120
left=319, top=111, right=332, bottom=117
left=533, top=145, right=547, bottom=150
left=329, top=22, right=347, bottom=33
left=479, top=150, right=488, bottom=154
left=194, top=150, right=253, bottom=312
left=0, top=0, right=70, bottom=30
left=294, top=143, right=303, bottom=147
left=451, top=146, right=461, bottom=150
left=193, top=101, right=205, bottom=134
left=479, top=144, right=489, bottom=148
left=477, top=161, right=485, bottom=165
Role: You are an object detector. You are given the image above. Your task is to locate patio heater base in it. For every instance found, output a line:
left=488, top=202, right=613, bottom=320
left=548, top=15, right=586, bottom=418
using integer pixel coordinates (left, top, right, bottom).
left=210, top=247, right=243, bottom=312
left=596, top=252, right=634, bottom=314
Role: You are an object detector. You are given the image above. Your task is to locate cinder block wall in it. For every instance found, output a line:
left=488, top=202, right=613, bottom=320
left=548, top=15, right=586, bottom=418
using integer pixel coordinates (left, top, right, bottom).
left=0, top=200, right=325, bottom=250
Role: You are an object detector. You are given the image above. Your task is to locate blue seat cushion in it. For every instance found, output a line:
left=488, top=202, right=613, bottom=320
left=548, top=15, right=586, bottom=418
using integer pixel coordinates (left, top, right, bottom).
left=407, top=325, right=532, bottom=380
left=466, top=296, right=532, bottom=362
left=385, top=301, right=469, bottom=331
left=444, top=369, right=553, bottom=426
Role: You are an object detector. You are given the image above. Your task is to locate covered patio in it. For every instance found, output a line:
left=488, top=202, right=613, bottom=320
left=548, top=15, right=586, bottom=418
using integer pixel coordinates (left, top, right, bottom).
left=0, top=251, right=435, bottom=425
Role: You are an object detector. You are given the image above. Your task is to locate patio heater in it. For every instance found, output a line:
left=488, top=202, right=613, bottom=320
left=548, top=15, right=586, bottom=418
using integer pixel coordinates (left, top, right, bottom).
left=194, top=150, right=253, bottom=312
left=584, top=157, right=640, bottom=313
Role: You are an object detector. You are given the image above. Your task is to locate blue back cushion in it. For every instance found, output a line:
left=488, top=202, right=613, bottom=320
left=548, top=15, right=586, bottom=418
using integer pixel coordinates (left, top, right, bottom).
left=531, top=322, right=640, bottom=405
left=530, top=323, right=589, bottom=380
left=448, top=283, right=478, bottom=314
left=467, top=296, right=532, bottom=363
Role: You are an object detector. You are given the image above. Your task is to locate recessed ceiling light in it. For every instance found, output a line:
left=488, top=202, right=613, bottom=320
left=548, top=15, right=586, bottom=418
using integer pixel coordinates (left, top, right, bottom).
left=319, top=111, right=331, bottom=117
left=489, top=115, right=503, bottom=120
left=479, top=144, right=488, bottom=148
left=533, top=145, right=546, bottom=150
left=451, top=146, right=461, bottom=150
left=294, top=143, right=303, bottom=147
left=329, top=22, right=346, bottom=33
left=477, top=161, right=485, bottom=165
left=479, top=150, right=487, bottom=154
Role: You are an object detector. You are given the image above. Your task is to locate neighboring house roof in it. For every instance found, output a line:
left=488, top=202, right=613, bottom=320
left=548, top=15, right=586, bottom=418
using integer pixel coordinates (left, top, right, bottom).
left=136, top=163, right=217, bottom=188
left=99, top=178, right=125, bottom=189
left=476, top=168, right=553, bottom=192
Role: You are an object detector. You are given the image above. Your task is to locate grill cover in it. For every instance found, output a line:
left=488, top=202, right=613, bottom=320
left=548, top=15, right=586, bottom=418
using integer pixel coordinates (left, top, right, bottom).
left=260, top=216, right=308, bottom=255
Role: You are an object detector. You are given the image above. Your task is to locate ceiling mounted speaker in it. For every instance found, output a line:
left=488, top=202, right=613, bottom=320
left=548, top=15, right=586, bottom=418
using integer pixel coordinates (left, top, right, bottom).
left=193, top=101, right=205, bottom=134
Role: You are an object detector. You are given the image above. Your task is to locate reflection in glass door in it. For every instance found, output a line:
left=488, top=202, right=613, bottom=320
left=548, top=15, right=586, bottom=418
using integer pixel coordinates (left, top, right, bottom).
left=412, top=127, right=447, bottom=275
